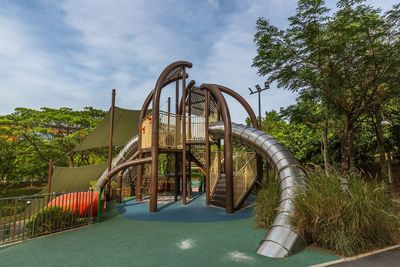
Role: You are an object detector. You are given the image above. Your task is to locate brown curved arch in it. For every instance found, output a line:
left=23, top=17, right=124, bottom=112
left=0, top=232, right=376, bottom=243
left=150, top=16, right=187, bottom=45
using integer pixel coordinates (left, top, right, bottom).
left=97, top=157, right=152, bottom=188
left=150, top=61, right=193, bottom=212
left=214, top=84, right=259, bottom=129
left=178, top=80, right=196, bottom=115
left=135, top=63, right=192, bottom=203
left=200, top=83, right=234, bottom=213
left=213, top=84, right=263, bottom=189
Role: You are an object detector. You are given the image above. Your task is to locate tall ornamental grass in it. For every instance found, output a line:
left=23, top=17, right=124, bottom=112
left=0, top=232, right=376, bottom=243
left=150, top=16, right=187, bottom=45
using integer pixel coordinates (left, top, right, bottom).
left=292, top=168, right=400, bottom=256
left=254, top=177, right=280, bottom=229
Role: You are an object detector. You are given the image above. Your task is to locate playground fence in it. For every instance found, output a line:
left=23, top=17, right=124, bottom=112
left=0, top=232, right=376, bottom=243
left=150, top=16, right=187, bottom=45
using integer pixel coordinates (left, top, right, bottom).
left=0, top=190, right=94, bottom=246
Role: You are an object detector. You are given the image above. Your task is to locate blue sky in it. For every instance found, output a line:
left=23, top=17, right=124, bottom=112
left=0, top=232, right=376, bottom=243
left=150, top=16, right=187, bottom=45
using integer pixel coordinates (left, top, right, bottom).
left=0, top=0, right=397, bottom=123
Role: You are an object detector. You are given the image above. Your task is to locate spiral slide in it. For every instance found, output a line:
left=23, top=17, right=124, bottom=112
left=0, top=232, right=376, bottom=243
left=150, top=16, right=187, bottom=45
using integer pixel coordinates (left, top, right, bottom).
left=209, top=122, right=306, bottom=258
left=95, top=122, right=306, bottom=258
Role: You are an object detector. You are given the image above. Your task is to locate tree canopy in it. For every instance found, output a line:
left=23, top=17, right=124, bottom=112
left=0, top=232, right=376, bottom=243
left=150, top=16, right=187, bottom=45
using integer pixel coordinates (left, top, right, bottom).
left=0, top=107, right=106, bottom=184
left=253, top=0, right=400, bottom=174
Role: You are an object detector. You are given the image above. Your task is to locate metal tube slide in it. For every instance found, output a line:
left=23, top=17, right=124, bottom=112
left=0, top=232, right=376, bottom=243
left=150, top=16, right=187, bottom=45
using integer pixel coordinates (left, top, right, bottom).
left=96, top=135, right=139, bottom=188
left=209, top=122, right=306, bottom=258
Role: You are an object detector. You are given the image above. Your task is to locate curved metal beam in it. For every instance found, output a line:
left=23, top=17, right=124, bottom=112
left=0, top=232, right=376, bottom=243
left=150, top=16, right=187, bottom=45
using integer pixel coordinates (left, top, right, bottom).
left=213, top=84, right=263, bottom=189
left=200, top=83, right=234, bottom=213
left=178, top=80, right=196, bottom=115
left=150, top=61, right=193, bottom=212
left=214, top=84, right=259, bottom=129
left=97, top=157, right=153, bottom=188
left=135, top=63, right=191, bottom=202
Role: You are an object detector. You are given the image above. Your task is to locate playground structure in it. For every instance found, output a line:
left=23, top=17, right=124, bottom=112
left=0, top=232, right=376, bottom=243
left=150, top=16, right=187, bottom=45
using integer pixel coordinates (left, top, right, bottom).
left=95, top=61, right=306, bottom=258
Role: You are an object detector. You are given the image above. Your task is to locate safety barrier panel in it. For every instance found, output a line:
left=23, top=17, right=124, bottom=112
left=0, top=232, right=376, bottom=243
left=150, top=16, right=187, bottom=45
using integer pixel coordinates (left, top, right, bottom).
left=233, top=153, right=257, bottom=207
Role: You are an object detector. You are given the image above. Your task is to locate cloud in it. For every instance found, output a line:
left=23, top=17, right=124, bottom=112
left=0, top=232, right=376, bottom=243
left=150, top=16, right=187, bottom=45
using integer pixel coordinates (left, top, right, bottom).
left=0, top=0, right=398, bottom=123
left=0, top=12, right=97, bottom=114
left=206, top=0, right=219, bottom=10
left=196, top=0, right=299, bottom=123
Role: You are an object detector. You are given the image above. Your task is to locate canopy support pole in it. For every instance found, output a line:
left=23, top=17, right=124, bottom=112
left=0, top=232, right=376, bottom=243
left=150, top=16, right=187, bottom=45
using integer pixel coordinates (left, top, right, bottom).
left=107, top=89, right=116, bottom=200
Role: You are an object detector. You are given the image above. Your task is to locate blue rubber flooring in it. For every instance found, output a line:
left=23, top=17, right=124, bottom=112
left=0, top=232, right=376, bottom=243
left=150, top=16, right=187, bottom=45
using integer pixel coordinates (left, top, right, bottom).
left=116, top=193, right=254, bottom=222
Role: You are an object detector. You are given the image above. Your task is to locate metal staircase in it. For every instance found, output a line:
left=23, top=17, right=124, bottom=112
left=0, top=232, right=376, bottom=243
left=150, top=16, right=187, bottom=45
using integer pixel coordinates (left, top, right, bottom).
left=210, top=153, right=257, bottom=209
left=210, top=173, right=226, bottom=207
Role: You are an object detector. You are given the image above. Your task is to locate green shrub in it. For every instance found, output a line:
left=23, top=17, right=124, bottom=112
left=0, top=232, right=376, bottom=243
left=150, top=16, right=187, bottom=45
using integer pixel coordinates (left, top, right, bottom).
left=26, top=206, right=76, bottom=236
left=292, top=168, right=400, bottom=256
left=254, top=177, right=280, bottom=229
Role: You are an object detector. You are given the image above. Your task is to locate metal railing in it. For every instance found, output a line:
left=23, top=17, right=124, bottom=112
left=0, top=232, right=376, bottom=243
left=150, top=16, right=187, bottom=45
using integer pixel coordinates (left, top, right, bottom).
left=187, top=115, right=205, bottom=142
left=141, top=111, right=206, bottom=150
left=0, top=190, right=94, bottom=246
left=209, top=151, right=221, bottom=195
left=233, top=153, right=257, bottom=207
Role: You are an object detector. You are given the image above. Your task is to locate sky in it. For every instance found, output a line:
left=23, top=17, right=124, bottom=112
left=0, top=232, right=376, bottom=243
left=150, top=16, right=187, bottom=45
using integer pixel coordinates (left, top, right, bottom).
left=0, top=0, right=397, bottom=124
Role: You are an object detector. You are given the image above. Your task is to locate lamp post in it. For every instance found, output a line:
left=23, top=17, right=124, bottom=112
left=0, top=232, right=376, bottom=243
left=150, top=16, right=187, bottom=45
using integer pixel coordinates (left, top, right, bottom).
left=249, top=81, right=270, bottom=128
left=249, top=81, right=270, bottom=184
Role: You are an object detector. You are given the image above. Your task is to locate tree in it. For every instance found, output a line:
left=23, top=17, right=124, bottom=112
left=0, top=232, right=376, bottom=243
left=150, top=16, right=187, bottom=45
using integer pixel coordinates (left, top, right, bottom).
left=281, top=91, right=340, bottom=171
left=253, top=0, right=400, bottom=172
left=0, top=107, right=105, bottom=184
left=253, top=110, right=321, bottom=164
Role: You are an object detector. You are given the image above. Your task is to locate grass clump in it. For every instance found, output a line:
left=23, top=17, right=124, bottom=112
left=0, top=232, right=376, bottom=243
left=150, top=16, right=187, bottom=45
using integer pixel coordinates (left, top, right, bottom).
left=292, top=168, right=400, bottom=256
left=254, top=177, right=280, bottom=229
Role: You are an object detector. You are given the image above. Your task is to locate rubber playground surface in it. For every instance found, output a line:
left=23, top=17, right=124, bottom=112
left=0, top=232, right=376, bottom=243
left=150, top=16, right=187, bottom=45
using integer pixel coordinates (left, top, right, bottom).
left=0, top=194, right=338, bottom=266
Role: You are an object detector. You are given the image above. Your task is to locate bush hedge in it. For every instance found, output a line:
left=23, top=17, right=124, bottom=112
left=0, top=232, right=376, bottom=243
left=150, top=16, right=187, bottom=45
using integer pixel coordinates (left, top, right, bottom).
left=26, top=206, right=76, bottom=236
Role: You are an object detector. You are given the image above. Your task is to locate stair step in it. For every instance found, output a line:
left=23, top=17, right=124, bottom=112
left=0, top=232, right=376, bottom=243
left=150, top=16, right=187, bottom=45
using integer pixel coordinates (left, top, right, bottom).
left=214, top=188, right=226, bottom=194
left=210, top=200, right=225, bottom=207
left=212, top=194, right=226, bottom=202
left=215, top=185, right=226, bottom=191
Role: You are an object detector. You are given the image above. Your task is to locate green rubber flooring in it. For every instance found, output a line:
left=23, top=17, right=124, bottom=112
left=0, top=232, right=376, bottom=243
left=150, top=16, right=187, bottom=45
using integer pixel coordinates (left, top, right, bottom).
left=0, top=198, right=338, bottom=267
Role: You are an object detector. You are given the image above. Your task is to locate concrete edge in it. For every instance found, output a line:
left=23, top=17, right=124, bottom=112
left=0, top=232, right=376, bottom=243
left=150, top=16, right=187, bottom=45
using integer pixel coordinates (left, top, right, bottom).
left=309, top=244, right=400, bottom=267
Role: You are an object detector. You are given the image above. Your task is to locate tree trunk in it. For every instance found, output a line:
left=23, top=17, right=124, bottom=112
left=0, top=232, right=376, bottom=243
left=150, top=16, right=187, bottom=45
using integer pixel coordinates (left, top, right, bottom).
left=349, top=125, right=355, bottom=170
left=341, top=113, right=354, bottom=172
left=322, top=122, right=329, bottom=174
left=341, top=113, right=350, bottom=172
left=374, top=109, right=387, bottom=180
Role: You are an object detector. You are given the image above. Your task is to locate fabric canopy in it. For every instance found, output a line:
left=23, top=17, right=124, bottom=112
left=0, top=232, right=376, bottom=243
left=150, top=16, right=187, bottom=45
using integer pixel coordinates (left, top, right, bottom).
left=46, top=162, right=108, bottom=192
left=73, top=107, right=144, bottom=151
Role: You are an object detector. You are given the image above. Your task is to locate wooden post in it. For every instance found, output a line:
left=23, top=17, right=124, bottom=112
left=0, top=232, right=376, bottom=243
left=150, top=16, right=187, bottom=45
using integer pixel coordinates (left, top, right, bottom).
left=182, top=68, right=187, bottom=205
left=167, top=97, right=171, bottom=143
left=116, top=171, right=123, bottom=203
left=217, top=111, right=222, bottom=180
left=175, top=81, right=180, bottom=201
left=205, top=91, right=210, bottom=205
left=187, top=85, right=192, bottom=199
left=107, top=89, right=116, bottom=200
left=47, top=159, right=53, bottom=194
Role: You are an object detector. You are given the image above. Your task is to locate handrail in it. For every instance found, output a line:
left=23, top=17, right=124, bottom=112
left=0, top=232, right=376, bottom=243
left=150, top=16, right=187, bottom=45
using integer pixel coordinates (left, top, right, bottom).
left=233, top=153, right=256, bottom=182
left=209, top=154, right=220, bottom=195
left=232, top=153, right=257, bottom=207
